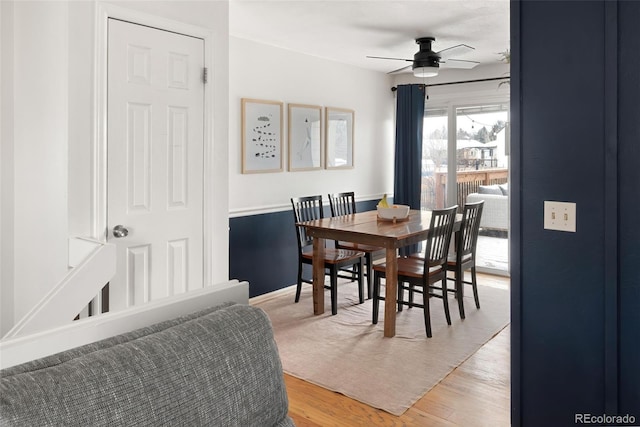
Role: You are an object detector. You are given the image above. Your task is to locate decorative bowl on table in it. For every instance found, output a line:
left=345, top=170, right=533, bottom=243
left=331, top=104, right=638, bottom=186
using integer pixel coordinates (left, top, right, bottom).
left=377, top=204, right=410, bottom=221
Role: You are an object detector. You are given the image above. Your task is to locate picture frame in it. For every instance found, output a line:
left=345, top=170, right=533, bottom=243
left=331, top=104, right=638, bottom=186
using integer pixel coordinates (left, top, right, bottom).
left=325, top=107, right=354, bottom=169
left=288, top=104, right=322, bottom=171
left=241, top=98, right=283, bottom=173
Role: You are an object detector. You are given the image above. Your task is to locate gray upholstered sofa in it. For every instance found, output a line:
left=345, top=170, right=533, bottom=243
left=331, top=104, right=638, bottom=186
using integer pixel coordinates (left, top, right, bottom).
left=0, top=303, right=295, bottom=427
left=466, top=183, right=509, bottom=231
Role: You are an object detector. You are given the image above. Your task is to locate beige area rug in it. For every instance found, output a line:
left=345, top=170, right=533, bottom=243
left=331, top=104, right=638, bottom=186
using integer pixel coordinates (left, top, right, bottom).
left=255, top=278, right=510, bottom=416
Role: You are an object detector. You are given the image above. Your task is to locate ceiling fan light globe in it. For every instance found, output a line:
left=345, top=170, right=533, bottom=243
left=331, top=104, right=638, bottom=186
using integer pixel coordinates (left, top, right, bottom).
left=413, top=66, right=439, bottom=78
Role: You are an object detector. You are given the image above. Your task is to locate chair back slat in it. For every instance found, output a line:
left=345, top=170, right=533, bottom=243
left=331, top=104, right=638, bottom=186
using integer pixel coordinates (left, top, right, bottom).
left=328, top=192, right=356, bottom=217
left=458, top=201, right=484, bottom=259
left=424, top=206, right=458, bottom=270
left=328, top=192, right=357, bottom=247
left=291, top=195, right=324, bottom=249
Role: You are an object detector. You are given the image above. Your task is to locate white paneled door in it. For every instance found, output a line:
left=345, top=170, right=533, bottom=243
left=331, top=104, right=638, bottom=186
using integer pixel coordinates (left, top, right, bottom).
left=107, top=19, right=205, bottom=310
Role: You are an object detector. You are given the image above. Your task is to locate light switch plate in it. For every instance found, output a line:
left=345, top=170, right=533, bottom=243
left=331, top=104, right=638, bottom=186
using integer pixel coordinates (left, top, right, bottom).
left=544, top=201, right=576, bottom=232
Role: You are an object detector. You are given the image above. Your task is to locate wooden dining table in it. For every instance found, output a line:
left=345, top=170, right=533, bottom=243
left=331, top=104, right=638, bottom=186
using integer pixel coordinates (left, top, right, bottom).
left=298, top=209, right=461, bottom=337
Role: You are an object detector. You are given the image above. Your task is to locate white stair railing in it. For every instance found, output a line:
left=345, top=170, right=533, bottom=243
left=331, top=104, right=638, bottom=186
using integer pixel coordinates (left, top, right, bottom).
left=0, top=279, right=249, bottom=369
left=4, top=238, right=116, bottom=338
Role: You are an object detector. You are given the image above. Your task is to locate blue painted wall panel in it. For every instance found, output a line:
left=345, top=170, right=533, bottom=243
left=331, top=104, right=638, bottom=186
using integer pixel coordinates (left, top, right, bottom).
left=518, top=1, right=607, bottom=423
left=618, top=0, right=640, bottom=414
left=230, top=199, right=380, bottom=297
left=229, top=210, right=299, bottom=298
left=515, top=0, right=640, bottom=424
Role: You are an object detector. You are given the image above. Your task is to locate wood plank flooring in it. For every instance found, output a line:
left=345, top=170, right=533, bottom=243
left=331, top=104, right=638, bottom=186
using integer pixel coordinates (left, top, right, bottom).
left=283, top=273, right=511, bottom=427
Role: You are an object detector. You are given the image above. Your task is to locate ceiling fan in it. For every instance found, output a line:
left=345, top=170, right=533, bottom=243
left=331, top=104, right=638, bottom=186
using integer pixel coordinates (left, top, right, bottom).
left=367, top=37, right=480, bottom=77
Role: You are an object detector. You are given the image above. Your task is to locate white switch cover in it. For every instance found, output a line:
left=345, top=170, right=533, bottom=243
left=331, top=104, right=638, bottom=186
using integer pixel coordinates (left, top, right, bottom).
left=544, top=201, right=576, bottom=232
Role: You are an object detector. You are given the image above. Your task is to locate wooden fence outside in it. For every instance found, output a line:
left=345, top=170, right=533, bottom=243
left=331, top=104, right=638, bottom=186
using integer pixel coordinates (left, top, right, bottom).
left=421, top=168, right=508, bottom=211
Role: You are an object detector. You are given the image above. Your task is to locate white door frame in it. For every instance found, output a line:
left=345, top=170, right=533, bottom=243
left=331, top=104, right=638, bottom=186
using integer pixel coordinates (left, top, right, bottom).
left=93, top=3, right=215, bottom=288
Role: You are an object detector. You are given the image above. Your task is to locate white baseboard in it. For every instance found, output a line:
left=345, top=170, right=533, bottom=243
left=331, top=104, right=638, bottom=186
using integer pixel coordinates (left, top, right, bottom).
left=249, top=284, right=296, bottom=305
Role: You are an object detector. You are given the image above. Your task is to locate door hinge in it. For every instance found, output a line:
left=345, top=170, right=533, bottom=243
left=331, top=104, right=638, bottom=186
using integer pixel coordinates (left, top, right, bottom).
left=203, top=67, right=208, bottom=84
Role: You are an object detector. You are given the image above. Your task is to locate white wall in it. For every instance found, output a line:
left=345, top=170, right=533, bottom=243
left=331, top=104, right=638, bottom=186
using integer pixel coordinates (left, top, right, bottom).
left=67, top=1, right=94, bottom=240
left=1, top=0, right=230, bottom=335
left=10, top=1, right=70, bottom=329
left=1, top=0, right=16, bottom=335
left=229, top=36, right=396, bottom=216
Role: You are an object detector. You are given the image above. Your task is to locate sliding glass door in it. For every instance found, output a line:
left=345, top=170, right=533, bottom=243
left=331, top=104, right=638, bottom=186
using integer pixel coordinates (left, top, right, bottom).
left=422, top=103, right=510, bottom=276
left=455, top=104, right=509, bottom=274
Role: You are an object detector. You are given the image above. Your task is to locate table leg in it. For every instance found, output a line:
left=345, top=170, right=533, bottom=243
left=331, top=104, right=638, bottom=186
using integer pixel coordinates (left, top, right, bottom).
left=383, top=247, right=397, bottom=337
left=312, top=237, right=325, bottom=315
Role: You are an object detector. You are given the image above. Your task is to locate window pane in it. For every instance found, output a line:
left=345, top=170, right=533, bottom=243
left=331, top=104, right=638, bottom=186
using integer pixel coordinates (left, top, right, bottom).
left=422, top=109, right=448, bottom=210
left=456, top=105, right=509, bottom=274
left=456, top=105, right=508, bottom=172
left=454, top=105, right=508, bottom=207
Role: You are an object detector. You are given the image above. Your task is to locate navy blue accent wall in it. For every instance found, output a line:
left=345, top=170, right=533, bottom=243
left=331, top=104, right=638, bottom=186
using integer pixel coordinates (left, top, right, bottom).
left=229, top=209, right=299, bottom=298
left=513, top=0, right=640, bottom=424
left=229, top=199, right=380, bottom=298
left=618, top=0, right=640, bottom=414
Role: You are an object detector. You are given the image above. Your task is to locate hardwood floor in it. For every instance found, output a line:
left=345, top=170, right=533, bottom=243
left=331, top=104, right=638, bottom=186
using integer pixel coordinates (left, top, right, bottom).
left=284, top=273, right=511, bottom=427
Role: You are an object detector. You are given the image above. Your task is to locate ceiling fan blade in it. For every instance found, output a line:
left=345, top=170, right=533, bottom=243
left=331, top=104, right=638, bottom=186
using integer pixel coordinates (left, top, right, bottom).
left=436, top=44, right=475, bottom=59
left=439, top=58, right=480, bottom=69
left=366, top=55, right=413, bottom=62
left=387, top=65, right=412, bottom=74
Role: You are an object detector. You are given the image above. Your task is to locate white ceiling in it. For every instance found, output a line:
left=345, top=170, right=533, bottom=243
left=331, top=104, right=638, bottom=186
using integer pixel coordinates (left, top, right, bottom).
left=229, top=0, right=510, bottom=75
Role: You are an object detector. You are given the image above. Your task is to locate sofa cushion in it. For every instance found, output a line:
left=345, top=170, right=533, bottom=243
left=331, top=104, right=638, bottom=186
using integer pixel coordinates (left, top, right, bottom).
left=478, top=184, right=503, bottom=195
left=499, top=183, right=509, bottom=196
left=0, top=304, right=294, bottom=427
left=466, top=192, right=509, bottom=231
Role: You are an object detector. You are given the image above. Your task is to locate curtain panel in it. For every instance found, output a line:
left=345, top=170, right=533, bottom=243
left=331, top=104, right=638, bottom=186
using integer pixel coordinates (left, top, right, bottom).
left=393, top=84, right=425, bottom=209
left=393, top=84, right=425, bottom=255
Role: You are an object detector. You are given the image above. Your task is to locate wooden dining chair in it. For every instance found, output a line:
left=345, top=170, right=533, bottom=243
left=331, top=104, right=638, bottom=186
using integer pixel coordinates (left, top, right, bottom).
left=291, top=195, right=366, bottom=315
left=328, top=192, right=385, bottom=299
left=372, top=206, right=458, bottom=337
left=444, top=200, right=484, bottom=319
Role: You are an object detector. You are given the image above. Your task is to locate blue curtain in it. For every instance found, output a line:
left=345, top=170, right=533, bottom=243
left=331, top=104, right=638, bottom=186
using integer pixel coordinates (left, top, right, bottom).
left=393, top=84, right=425, bottom=208
left=393, top=84, right=425, bottom=255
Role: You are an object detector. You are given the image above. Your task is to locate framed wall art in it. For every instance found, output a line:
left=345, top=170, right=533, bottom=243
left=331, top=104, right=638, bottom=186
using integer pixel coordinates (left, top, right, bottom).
left=288, top=104, right=322, bottom=171
left=241, top=98, right=283, bottom=173
left=325, top=107, right=354, bottom=169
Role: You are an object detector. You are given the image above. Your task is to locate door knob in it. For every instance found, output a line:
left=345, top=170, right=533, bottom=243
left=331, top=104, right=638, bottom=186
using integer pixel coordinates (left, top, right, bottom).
left=112, top=225, right=129, bottom=238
